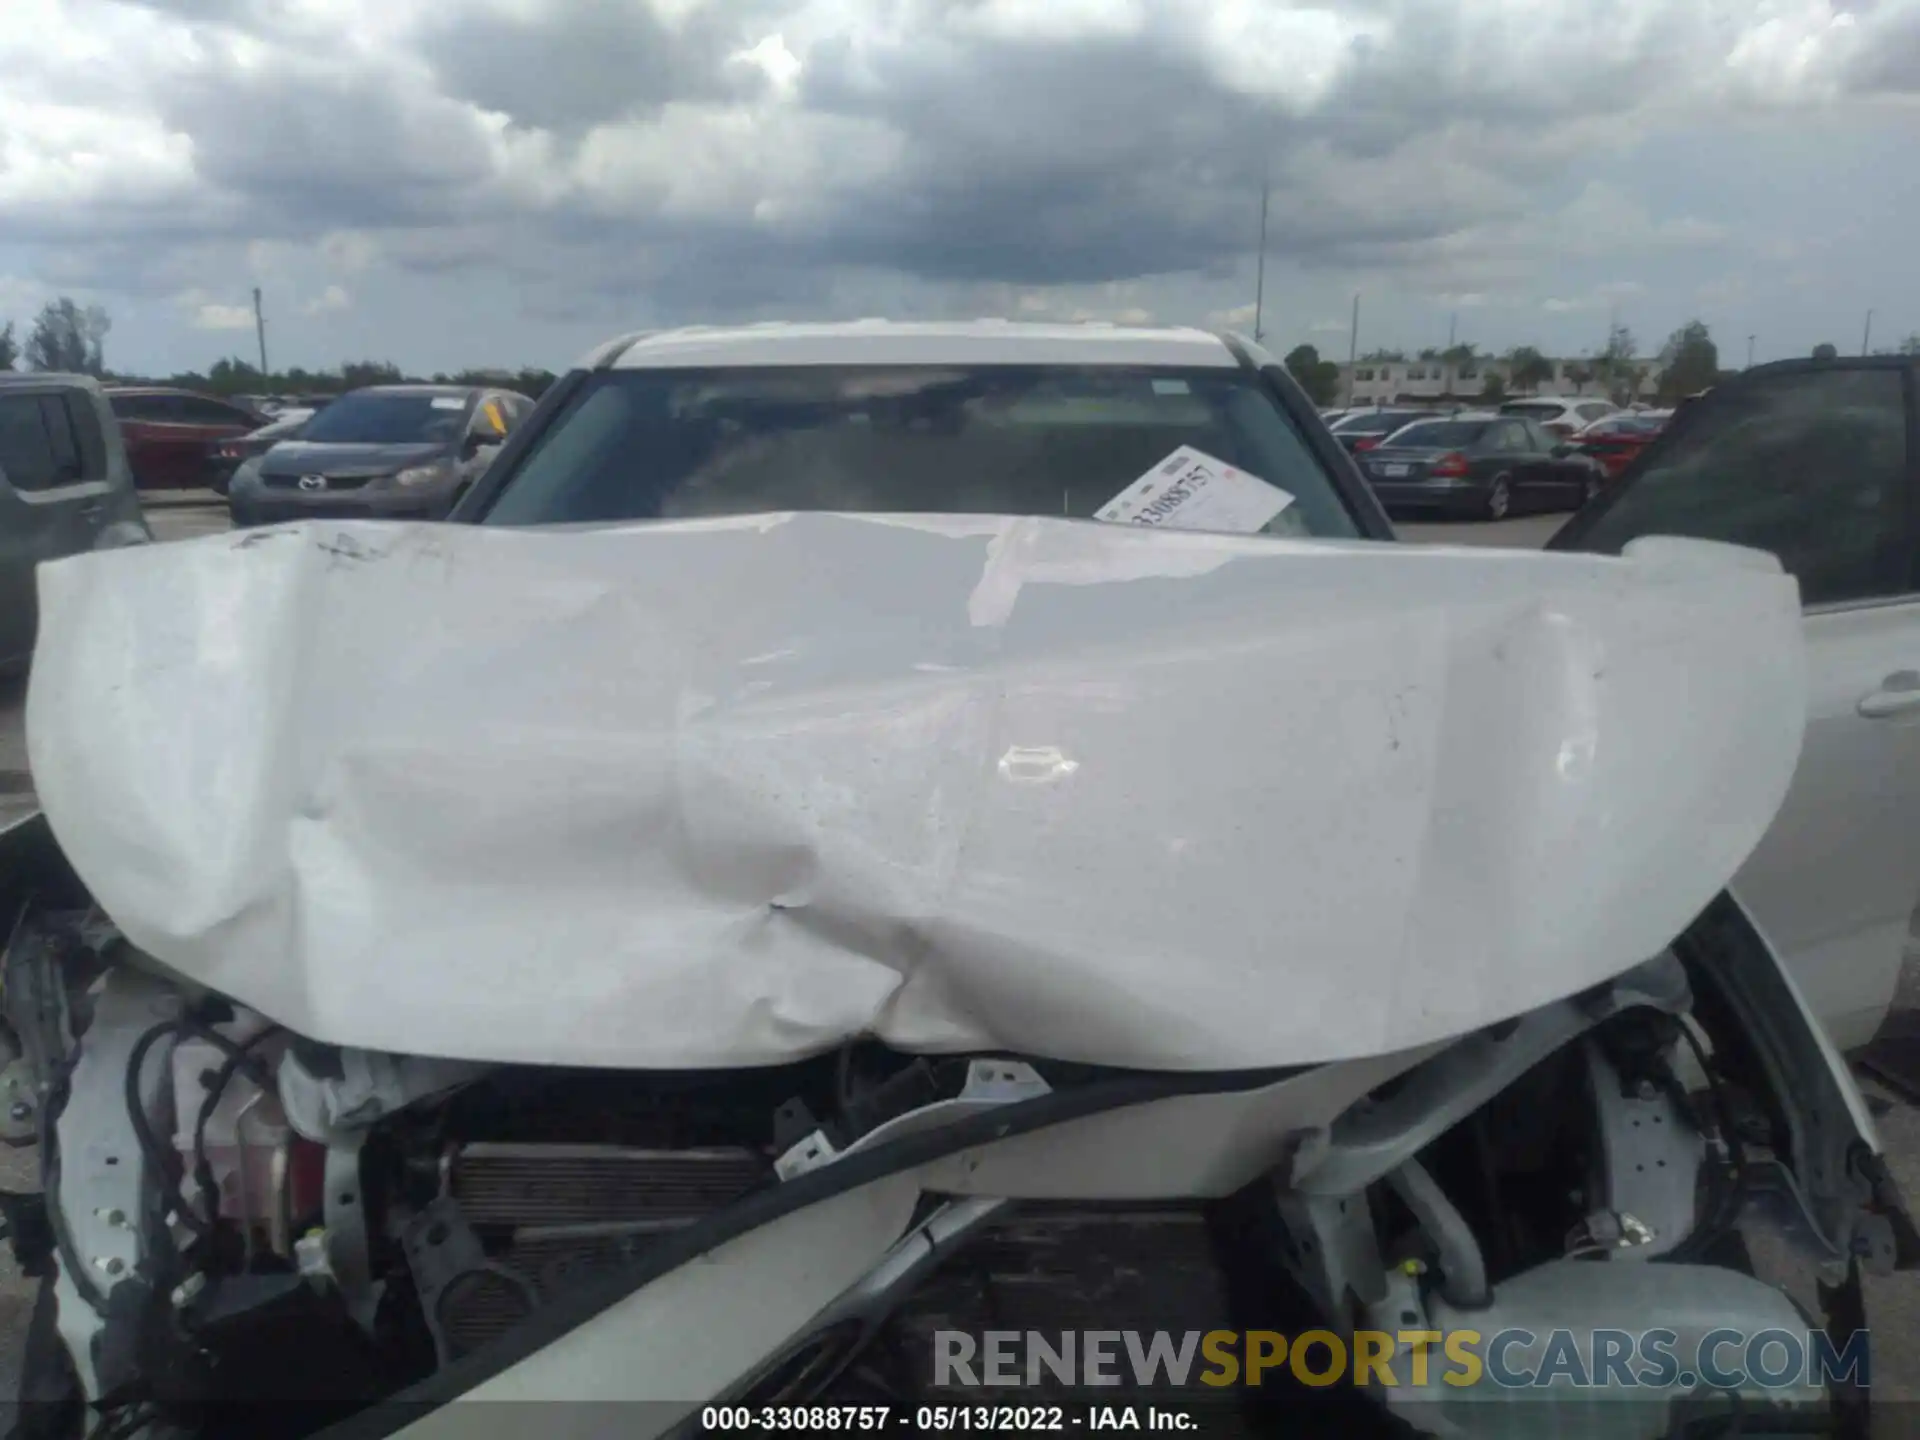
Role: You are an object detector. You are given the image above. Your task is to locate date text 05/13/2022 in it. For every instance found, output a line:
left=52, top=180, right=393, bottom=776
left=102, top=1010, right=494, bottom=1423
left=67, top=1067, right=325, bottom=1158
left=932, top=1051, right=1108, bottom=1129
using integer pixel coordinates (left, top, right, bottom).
left=700, top=1404, right=1196, bottom=1432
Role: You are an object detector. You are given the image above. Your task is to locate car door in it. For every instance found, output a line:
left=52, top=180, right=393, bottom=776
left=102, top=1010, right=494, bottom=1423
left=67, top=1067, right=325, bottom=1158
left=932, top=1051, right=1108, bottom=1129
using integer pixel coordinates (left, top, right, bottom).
left=0, top=384, right=120, bottom=669
left=1520, top=417, right=1592, bottom=504
left=1477, top=421, right=1529, bottom=508
left=174, top=395, right=260, bottom=486
left=118, top=393, right=196, bottom=488
left=1553, top=360, right=1920, bottom=1050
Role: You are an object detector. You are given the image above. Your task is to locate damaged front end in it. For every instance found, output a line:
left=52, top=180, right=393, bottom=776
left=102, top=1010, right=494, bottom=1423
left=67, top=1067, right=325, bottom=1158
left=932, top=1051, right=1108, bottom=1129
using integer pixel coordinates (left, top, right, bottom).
left=4, top=810, right=1914, bottom=1440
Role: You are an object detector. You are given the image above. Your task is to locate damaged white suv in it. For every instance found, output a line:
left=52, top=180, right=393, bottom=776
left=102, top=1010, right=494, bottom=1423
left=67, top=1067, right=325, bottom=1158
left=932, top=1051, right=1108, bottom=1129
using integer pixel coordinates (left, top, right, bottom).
left=3, top=323, right=1916, bottom=1440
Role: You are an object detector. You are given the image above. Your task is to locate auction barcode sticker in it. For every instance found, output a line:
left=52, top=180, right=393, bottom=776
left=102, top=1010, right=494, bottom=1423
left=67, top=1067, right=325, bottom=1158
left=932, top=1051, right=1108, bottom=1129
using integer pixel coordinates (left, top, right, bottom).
left=1094, top=447, right=1294, bottom=534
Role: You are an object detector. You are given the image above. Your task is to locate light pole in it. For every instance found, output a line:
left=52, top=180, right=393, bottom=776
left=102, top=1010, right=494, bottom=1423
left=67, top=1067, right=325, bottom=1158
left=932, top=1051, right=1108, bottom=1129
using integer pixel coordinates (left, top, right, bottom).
left=1345, top=293, right=1360, bottom=406
left=1862, top=309, right=1874, bottom=356
left=1747, top=334, right=1755, bottom=369
left=1252, top=171, right=1270, bottom=343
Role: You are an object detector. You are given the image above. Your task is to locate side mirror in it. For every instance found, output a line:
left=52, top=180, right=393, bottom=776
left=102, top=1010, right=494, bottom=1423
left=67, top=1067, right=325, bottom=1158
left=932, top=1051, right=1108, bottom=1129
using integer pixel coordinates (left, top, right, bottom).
left=1551, top=443, right=1572, bottom=458
left=461, top=431, right=500, bottom=457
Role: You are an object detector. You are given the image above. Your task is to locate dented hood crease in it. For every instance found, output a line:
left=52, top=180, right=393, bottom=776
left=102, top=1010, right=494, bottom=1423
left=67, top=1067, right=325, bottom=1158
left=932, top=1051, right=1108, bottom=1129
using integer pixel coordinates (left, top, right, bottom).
left=25, top=514, right=1806, bottom=1070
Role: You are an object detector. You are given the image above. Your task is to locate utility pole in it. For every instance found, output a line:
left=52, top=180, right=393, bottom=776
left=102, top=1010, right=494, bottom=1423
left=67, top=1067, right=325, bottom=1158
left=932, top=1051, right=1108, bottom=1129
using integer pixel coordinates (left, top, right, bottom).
left=1747, top=334, right=1755, bottom=369
left=253, top=287, right=269, bottom=376
left=1862, top=309, right=1874, bottom=356
left=1252, top=169, right=1270, bottom=344
left=1447, top=312, right=1456, bottom=350
left=1346, top=292, right=1360, bottom=406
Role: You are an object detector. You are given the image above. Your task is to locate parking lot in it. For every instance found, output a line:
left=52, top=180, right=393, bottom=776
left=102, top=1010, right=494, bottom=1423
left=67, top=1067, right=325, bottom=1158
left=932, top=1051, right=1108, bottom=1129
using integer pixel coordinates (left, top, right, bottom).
left=5, top=496, right=1920, bottom=1425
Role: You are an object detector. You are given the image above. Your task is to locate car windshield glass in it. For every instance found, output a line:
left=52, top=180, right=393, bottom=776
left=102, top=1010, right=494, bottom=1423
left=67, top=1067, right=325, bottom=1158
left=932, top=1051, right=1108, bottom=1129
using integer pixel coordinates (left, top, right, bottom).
left=1385, top=421, right=1490, bottom=448
left=1499, top=403, right=1563, bottom=420
left=479, top=365, right=1362, bottom=539
left=298, top=393, right=467, bottom=445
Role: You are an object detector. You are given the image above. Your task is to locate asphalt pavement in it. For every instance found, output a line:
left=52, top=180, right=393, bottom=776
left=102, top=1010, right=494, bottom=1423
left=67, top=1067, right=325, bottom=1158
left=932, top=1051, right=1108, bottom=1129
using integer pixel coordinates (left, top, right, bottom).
left=2, top=498, right=1919, bottom=1425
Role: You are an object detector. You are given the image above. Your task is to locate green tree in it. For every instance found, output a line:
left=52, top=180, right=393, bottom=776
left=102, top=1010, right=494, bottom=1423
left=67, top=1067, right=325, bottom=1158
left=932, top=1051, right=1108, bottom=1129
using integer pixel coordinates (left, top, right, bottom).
left=1656, top=320, right=1718, bottom=402
left=1897, top=334, right=1920, bottom=357
left=24, top=297, right=110, bottom=375
left=1505, top=346, right=1553, bottom=393
left=1478, top=371, right=1508, bottom=404
left=1592, top=324, right=1637, bottom=403
left=1564, top=361, right=1593, bottom=395
left=0, top=321, right=16, bottom=371
left=1812, top=343, right=1838, bottom=361
left=1283, top=344, right=1342, bottom=406
left=1437, top=342, right=1479, bottom=394
left=1358, top=348, right=1406, bottom=363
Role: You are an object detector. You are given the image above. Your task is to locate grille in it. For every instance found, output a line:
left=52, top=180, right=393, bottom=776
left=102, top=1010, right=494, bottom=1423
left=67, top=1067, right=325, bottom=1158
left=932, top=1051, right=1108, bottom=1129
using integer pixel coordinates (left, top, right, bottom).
left=261, top=472, right=376, bottom=490
left=434, top=1142, right=770, bottom=1355
left=449, top=1142, right=768, bottom=1228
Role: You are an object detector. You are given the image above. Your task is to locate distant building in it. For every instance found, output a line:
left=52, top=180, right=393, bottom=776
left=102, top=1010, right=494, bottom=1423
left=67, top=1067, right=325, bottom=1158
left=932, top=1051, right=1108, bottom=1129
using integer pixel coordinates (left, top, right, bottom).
left=1335, top=357, right=1664, bottom=406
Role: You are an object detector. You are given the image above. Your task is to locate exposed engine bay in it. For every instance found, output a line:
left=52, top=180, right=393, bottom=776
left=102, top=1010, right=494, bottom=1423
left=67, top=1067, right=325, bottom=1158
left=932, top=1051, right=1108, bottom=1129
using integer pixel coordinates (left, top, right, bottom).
left=2, top=881, right=1914, bottom=1440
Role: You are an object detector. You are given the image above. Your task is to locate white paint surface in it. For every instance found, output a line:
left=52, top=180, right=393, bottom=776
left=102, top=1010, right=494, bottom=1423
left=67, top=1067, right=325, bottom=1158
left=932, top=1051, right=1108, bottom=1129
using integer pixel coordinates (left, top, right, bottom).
left=26, top=514, right=1805, bottom=1070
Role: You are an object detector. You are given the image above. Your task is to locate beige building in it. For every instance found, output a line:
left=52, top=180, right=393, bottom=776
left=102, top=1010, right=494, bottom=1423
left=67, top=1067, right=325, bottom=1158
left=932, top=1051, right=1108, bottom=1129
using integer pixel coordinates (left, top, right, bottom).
left=1336, top=356, right=1664, bottom=406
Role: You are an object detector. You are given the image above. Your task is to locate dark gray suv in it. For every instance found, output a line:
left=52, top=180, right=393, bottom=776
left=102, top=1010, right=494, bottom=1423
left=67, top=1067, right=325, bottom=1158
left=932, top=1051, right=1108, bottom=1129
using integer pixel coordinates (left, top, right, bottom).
left=0, top=374, right=151, bottom=676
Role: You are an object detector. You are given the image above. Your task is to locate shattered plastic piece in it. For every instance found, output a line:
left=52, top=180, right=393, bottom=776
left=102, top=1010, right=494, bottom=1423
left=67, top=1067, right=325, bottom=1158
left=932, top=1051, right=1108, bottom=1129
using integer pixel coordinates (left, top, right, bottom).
left=26, top=513, right=1805, bottom=1071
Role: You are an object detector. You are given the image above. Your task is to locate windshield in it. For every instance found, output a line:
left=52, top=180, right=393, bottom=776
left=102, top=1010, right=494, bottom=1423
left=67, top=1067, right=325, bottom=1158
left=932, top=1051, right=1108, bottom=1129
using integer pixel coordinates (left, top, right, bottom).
left=298, top=392, right=469, bottom=445
left=479, top=366, right=1362, bottom=539
left=1498, top=402, right=1565, bottom=420
left=1384, top=420, right=1491, bottom=449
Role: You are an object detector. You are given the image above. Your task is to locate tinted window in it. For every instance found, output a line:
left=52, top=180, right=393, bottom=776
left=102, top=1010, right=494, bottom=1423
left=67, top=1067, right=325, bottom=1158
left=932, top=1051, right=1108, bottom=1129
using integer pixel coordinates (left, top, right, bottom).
left=1577, top=403, right=1614, bottom=421
left=1387, top=420, right=1492, bottom=449
left=1499, top=401, right=1564, bottom=422
left=176, top=395, right=253, bottom=426
left=300, top=392, right=470, bottom=445
left=1565, top=367, right=1911, bottom=607
left=0, top=393, right=99, bottom=491
left=109, top=393, right=176, bottom=422
left=481, top=366, right=1362, bottom=539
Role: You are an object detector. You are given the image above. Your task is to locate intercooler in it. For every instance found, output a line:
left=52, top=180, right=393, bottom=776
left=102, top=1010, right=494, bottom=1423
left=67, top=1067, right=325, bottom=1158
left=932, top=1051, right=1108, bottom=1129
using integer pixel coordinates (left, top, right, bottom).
left=432, top=1141, right=770, bottom=1356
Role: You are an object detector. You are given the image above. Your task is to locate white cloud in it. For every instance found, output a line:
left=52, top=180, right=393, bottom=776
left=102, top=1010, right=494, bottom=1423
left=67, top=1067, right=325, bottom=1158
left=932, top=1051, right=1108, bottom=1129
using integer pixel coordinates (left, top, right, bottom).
left=192, top=303, right=255, bottom=330
left=2, top=0, right=1915, bottom=372
left=303, top=284, right=351, bottom=315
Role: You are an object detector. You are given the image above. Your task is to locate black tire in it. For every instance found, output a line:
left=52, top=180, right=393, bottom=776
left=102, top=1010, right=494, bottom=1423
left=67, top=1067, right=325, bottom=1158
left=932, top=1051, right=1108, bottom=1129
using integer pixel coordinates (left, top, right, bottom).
left=1485, top=474, right=1513, bottom=521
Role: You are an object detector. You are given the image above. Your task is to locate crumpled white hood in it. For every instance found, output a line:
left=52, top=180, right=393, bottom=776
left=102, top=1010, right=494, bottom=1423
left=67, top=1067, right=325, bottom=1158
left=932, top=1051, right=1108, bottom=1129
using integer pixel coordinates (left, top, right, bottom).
left=27, top=514, right=1806, bottom=1071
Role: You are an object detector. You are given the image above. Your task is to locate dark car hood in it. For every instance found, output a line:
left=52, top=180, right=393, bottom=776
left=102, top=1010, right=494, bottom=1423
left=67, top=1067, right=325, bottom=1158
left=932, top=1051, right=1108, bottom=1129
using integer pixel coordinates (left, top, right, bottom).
left=260, top=441, right=448, bottom=479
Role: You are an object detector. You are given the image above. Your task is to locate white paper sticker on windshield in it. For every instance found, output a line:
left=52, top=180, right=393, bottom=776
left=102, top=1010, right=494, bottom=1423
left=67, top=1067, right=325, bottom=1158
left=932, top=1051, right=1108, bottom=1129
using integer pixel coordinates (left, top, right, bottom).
left=430, top=396, right=466, bottom=409
left=1095, top=447, right=1294, bottom=535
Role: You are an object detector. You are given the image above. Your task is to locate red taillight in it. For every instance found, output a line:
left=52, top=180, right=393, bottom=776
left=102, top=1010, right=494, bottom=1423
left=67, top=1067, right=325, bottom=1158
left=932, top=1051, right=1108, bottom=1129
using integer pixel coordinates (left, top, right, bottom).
left=1353, top=437, right=1381, bottom=452
left=1431, top=452, right=1469, bottom=478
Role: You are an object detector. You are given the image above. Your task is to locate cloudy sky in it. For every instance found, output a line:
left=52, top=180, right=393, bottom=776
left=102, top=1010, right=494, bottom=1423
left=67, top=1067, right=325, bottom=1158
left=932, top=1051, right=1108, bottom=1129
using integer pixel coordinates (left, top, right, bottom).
left=1, top=0, right=1914, bottom=377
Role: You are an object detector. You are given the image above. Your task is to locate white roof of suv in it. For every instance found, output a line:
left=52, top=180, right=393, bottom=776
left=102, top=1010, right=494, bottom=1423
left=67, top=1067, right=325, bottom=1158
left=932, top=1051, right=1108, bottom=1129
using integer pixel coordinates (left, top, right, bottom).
left=586, top=320, right=1244, bottom=371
